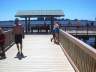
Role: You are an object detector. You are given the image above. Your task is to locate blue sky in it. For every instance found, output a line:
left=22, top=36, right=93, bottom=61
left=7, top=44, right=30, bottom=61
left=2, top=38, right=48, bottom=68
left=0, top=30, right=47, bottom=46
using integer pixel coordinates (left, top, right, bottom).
left=0, top=0, right=96, bottom=21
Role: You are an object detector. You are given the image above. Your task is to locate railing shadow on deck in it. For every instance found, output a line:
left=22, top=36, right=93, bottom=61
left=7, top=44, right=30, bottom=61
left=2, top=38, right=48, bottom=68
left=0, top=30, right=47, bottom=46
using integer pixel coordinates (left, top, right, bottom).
left=59, top=29, right=96, bottom=72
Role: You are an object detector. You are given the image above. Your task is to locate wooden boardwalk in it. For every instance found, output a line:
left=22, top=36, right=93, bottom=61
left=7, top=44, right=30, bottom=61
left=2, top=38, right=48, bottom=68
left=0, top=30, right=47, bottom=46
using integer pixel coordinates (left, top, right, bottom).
left=0, top=35, right=75, bottom=72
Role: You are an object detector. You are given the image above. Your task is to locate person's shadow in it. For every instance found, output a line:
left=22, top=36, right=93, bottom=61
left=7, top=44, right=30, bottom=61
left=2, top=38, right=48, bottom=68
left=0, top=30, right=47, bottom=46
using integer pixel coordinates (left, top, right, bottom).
left=15, top=52, right=27, bottom=60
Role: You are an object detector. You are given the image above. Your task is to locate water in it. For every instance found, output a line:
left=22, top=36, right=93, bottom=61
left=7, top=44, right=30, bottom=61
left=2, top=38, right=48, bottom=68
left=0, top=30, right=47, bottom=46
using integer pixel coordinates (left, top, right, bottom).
left=81, top=37, right=96, bottom=48
left=86, top=37, right=95, bottom=46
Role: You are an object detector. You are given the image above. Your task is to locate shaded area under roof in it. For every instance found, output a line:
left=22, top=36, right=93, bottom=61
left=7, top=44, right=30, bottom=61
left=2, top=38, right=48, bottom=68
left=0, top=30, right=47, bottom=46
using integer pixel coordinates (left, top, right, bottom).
left=15, top=10, right=64, bottom=17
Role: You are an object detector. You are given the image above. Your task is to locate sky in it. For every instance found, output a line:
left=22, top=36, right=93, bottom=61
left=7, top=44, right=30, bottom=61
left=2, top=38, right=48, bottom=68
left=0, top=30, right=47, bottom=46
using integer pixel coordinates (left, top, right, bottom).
left=0, top=0, right=96, bottom=21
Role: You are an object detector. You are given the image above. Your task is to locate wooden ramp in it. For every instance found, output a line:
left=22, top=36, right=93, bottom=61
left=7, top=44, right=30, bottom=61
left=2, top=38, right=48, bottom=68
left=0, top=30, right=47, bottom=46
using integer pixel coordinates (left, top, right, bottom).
left=0, top=35, right=75, bottom=72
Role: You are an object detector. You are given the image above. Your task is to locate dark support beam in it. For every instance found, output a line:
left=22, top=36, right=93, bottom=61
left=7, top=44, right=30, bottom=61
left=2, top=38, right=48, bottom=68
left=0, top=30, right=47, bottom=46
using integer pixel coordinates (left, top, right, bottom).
left=25, top=17, right=28, bottom=34
left=51, top=16, right=54, bottom=33
left=28, top=17, right=31, bottom=33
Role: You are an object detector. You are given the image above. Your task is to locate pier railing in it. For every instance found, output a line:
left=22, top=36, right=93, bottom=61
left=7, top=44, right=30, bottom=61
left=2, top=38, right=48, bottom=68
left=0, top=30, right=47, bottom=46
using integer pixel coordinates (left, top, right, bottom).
left=30, top=24, right=50, bottom=33
left=59, top=29, right=96, bottom=72
left=2, top=24, right=50, bottom=33
left=4, top=30, right=14, bottom=51
left=61, top=25, right=96, bottom=31
left=61, top=25, right=96, bottom=35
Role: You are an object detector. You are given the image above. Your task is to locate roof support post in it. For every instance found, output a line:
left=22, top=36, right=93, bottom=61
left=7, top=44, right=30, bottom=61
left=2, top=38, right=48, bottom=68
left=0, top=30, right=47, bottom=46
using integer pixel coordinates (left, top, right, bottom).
left=51, top=16, right=54, bottom=33
left=25, top=17, right=28, bottom=34
left=28, top=17, right=31, bottom=33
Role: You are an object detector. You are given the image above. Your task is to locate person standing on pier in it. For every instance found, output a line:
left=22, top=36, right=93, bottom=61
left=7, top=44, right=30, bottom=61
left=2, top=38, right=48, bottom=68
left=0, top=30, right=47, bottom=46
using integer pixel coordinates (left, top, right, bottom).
left=51, top=22, right=60, bottom=44
left=51, top=24, right=56, bottom=42
left=0, top=27, right=6, bottom=59
left=54, top=22, right=60, bottom=44
left=13, top=18, right=24, bottom=59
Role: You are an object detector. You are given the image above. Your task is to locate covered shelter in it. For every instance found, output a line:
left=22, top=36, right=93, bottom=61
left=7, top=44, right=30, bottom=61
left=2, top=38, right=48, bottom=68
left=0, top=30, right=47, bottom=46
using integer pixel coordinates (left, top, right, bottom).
left=15, top=10, right=64, bottom=33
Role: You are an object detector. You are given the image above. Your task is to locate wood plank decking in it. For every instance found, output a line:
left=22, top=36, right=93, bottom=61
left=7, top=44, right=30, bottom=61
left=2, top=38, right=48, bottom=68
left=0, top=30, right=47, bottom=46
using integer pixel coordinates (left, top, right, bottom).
left=0, top=35, right=75, bottom=72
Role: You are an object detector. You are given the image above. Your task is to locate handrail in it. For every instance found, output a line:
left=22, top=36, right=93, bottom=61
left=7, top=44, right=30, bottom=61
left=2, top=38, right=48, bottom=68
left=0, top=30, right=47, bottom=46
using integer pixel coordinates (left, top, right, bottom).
left=59, top=29, right=96, bottom=72
left=4, top=30, right=14, bottom=51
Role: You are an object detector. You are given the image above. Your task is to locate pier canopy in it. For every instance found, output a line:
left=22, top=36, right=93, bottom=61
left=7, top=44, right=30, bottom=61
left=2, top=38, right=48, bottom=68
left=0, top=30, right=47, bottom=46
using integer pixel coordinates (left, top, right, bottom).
left=15, top=10, right=64, bottom=17
left=15, top=10, right=64, bottom=33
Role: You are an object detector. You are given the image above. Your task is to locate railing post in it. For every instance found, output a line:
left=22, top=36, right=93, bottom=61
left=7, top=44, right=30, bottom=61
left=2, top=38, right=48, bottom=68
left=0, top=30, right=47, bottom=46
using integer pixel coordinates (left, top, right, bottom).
left=87, top=23, right=88, bottom=35
left=94, top=36, right=96, bottom=49
left=76, top=26, right=78, bottom=37
left=65, top=26, right=66, bottom=31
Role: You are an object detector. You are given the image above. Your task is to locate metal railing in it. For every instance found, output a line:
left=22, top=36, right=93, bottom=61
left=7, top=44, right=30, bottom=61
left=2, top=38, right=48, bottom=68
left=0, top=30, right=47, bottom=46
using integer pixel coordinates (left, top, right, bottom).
left=59, top=29, right=96, bottom=72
